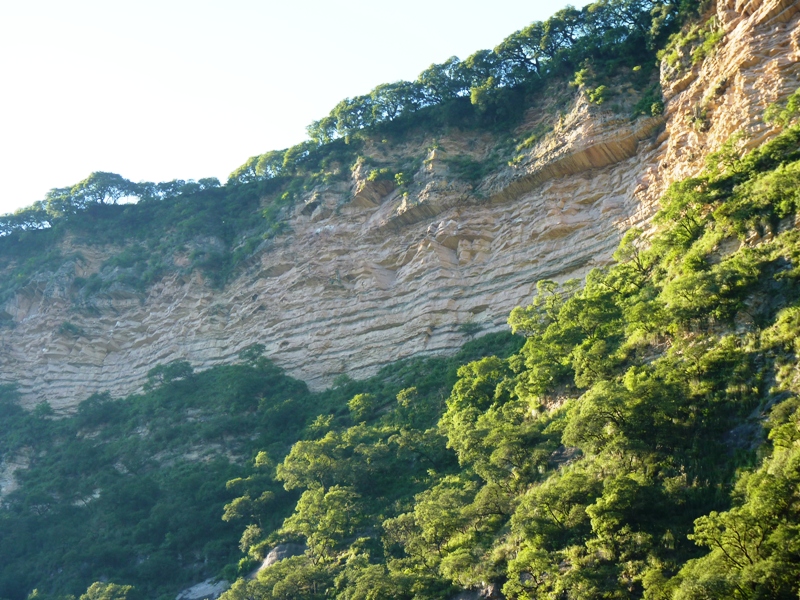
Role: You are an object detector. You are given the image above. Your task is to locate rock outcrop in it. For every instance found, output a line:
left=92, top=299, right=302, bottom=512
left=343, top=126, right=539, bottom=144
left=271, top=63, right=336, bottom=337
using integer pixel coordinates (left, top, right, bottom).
left=0, top=452, right=29, bottom=496
left=251, top=543, right=306, bottom=576
left=175, top=578, right=230, bottom=600
left=1, top=0, right=798, bottom=410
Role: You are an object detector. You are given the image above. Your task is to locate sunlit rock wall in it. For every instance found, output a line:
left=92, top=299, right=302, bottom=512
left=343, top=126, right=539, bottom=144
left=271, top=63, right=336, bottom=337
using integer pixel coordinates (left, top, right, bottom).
left=1, top=0, right=798, bottom=409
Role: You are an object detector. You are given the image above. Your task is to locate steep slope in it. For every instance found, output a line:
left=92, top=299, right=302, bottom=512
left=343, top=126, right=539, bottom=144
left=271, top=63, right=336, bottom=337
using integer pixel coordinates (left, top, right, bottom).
left=1, top=0, right=799, bottom=411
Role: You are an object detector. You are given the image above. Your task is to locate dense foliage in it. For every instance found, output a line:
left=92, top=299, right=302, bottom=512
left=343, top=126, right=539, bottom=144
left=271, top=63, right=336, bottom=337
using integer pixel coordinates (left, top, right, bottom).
left=0, top=355, right=309, bottom=600
left=0, top=174, right=282, bottom=299
left=213, top=96, right=800, bottom=599
left=0, top=336, right=521, bottom=600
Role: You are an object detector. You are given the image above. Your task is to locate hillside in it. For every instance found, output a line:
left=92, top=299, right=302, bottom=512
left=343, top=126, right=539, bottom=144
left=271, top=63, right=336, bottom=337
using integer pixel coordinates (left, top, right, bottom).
left=4, top=0, right=796, bottom=410
left=1, top=0, right=800, bottom=599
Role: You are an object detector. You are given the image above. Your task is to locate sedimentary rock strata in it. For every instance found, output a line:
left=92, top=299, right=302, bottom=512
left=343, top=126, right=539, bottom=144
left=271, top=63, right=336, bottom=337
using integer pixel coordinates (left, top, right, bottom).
left=1, top=0, right=798, bottom=409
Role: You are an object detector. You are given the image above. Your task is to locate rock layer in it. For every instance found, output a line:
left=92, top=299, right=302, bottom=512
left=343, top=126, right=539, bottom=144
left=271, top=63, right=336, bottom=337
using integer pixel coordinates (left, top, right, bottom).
left=1, top=0, right=799, bottom=410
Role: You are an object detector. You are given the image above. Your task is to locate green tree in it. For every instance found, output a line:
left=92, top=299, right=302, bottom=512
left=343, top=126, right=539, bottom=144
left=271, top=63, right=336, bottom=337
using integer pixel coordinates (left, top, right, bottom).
left=282, top=485, right=362, bottom=562
left=347, top=393, right=377, bottom=423
left=78, top=582, right=138, bottom=600
left=70, top=172, right=139, bottom=206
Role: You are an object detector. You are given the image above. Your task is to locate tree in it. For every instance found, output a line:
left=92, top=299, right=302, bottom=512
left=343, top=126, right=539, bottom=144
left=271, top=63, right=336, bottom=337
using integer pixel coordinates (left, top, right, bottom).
left=494, top=22, right=547, bottom=84
left=43, top=186, right=80, bottom=217
left=416, top=56, right=468, bottom=104
left=282, top=486, right=362, bottom=562
left=79, top=582, right=138, bottom=600
left=256, top=151, right=288, bottom=180
left=0, top=201, right=51, bottom=234
left=370, top=81, right=424, bottom=122
left=277, top=431, right=350, bottom=491
left=228, top=156, right=260, bottom=185
left=144, top=360, right=194, bottom=390
left=70, top=172, right=139, bottom=206
left=667, top=400, right=800, bottom=599
left=540, top=6, right=583, bottom=65
left=348, top=393, right=377, bottom=423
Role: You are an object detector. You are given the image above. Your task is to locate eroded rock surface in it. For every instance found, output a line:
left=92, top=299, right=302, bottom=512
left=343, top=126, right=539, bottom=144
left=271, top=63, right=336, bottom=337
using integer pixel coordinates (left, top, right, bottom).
left=175, top=578, right=230, bottom=600
left=1, top=0, right=798, bottom=410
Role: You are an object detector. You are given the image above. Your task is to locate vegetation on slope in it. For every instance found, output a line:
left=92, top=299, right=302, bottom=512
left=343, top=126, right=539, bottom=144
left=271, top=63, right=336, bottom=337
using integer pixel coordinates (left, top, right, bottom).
left=0, top=335, right=522, bottom=600
left=212, top=93, right=800, bottom=600
left=5, top=2, right=799, bottom=600
left=0, top=356, right=308, bottom=600
left=11, top=86, right=797, bottom=600
left=0, top=0, right=701, bottom=302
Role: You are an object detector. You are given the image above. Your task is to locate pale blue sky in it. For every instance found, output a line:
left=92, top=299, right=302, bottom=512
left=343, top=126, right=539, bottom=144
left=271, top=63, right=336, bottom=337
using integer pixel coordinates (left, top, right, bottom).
left=0, top=1, right=590, bottom=214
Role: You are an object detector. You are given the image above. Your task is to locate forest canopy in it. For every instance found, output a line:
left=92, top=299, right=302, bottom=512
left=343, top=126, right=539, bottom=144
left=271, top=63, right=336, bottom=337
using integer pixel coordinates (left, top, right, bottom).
left=304, top=0, right=686, bottom=144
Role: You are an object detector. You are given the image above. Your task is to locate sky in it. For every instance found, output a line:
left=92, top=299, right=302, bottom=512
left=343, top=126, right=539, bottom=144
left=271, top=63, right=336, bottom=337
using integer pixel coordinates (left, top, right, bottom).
left=0, top=0, right=591, bottom=215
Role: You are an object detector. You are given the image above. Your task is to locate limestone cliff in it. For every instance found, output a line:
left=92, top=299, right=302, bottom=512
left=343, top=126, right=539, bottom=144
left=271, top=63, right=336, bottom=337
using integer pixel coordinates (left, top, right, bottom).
left=1, top=0, right=798, bottom=410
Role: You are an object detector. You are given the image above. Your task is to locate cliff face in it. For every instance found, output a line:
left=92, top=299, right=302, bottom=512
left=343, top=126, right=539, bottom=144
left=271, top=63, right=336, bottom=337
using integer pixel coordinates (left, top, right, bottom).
left=642, top=0, right=800, bottom=207
left=2, top=0, right=798, bottom=410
